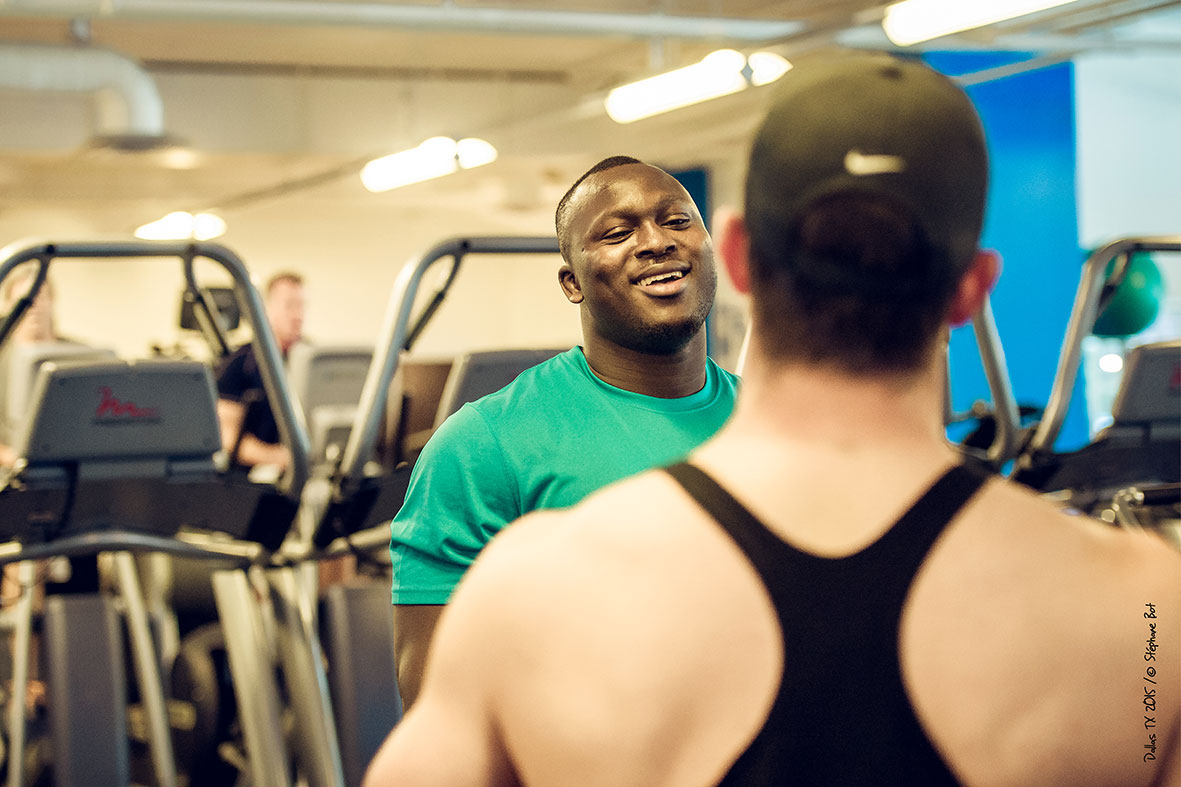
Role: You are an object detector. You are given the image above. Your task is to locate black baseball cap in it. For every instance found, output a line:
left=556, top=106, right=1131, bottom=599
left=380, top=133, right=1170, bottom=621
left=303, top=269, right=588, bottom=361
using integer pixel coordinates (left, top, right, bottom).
left=745, top=53, right=989, bottom=297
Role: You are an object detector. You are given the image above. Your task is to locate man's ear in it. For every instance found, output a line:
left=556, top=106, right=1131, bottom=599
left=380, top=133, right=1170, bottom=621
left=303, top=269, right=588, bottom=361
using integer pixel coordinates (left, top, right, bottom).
left=714, top=208, right=751, bottom=295
left=558, top=264, right=583, bottom=304
left=947, top=249, right=1001, bottom=327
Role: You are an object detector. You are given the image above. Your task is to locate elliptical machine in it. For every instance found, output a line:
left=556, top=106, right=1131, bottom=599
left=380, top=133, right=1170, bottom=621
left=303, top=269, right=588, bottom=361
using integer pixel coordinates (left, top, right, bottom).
left=0, top=240, right=344, bottom=787
left=1010, top=235, right=1181, bottom=544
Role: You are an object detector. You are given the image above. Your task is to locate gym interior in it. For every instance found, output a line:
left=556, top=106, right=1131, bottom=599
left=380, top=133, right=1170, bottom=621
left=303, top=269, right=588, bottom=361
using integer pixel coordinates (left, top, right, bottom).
left=0, top=2, right=1178, bottom=785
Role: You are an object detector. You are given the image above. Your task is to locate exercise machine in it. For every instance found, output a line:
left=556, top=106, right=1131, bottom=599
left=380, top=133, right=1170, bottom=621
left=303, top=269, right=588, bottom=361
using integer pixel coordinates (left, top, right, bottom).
left=1010, top=236, right=1180, bottom=542
left=0, top=240, right=333, bottom=787
left=309, top=236, right=565, bottom=550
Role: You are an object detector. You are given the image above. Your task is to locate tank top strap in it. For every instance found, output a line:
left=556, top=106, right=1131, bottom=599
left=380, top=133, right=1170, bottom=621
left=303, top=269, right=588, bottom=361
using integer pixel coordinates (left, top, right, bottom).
left=662, top=460, right=990, bottom=786
left=664, top=461, right=990, bottom=573
left=663, top=461, right=798, bottom=573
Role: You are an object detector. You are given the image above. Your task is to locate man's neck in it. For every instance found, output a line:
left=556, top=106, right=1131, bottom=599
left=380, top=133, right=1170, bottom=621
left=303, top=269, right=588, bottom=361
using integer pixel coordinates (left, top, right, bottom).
left=727, top=352, right=948, bottom=451
left=581, top=332, right=709, bottom=399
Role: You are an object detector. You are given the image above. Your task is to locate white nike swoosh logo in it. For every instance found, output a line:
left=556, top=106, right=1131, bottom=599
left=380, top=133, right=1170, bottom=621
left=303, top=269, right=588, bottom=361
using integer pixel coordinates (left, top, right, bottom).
left=844, top=150, right=906, bottom=176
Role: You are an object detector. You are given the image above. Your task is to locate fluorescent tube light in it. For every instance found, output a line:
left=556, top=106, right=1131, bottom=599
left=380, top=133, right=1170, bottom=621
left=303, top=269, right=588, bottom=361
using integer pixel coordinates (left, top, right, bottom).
left=604, top=49, right=791, bottom=123
left=361, top=136, right=498, bottom=193
left=456, top=137, right=498, bottom=169
left=748, top=52, right=793, bottom=86
left=361, top=137, right=458, bottom=193
left=605, top=49, right=748, bottom=124
left=134, top=211, right=226, bottom=240
left=883, top=0, right=1081, bottom=46
left=191, top=213, right=227, bottom=240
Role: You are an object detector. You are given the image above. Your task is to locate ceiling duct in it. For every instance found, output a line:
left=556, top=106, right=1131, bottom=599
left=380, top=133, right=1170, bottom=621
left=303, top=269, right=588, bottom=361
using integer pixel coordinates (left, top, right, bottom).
left=0, top=0, right=803, bottom=40
left=0, top=41, right=170, bottom=150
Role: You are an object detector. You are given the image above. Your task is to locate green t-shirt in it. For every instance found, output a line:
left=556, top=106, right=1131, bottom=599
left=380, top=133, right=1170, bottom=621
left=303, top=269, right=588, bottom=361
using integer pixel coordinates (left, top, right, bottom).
left=389, top=347, right=739, bottom=604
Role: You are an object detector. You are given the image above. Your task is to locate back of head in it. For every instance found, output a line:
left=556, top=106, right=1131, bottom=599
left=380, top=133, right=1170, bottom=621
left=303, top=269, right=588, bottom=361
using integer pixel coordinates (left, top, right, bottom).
left=745, top=53, right=988, bottom=374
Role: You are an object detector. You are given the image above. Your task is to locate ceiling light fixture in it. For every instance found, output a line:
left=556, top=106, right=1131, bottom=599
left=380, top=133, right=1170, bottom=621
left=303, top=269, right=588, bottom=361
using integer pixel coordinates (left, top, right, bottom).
left=360, top=136, right=498, bottom=193
left=134, top=211, right=226, bottom=241
left=882, top=0, right=1082, bottom=46
left=605, top=49, right=791, bottom=124
left=159, top=146, right=201, bottom=170
left=747, top=51, right=793, bottom=87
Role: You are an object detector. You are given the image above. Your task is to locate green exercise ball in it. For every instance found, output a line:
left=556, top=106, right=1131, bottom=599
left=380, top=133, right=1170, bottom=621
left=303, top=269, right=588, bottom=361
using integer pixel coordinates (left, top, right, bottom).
left=1092, top=252, right=1164, bottom=338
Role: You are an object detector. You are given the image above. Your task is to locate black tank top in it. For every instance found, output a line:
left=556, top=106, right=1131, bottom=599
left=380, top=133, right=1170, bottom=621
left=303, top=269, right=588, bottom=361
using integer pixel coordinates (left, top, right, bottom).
left=664, top=462, right=990, bottom=786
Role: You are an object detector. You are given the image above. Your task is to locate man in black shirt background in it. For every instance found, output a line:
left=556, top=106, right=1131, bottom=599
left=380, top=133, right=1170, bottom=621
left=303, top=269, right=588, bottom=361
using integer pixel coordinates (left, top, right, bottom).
left=216, top=270, right=305, bottom=471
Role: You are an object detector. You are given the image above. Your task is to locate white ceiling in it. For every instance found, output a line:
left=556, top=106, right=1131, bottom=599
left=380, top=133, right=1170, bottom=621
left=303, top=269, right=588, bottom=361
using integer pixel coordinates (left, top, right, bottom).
left=0, top=0, right=1178, bottom=240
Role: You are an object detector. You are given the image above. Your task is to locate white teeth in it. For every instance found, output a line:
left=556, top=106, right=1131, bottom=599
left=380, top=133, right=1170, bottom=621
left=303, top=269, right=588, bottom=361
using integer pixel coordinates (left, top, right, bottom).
left=639, top=270, right=685, bottom=286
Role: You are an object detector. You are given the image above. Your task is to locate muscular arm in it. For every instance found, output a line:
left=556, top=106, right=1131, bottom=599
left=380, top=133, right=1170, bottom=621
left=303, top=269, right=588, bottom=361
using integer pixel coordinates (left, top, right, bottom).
left=386, top=406, right=522, bottom=705
left=391, top=604, right=444, bottom=711
left=216, top=398, right=290, bottom=469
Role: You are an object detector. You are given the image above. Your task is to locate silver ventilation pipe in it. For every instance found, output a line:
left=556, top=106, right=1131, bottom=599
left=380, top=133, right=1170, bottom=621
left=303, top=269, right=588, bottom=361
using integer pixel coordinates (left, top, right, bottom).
left=0, top=41, right=169, bottom=149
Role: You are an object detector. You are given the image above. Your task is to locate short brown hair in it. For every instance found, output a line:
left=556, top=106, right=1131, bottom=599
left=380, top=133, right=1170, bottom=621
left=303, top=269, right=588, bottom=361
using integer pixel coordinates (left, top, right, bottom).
left=748, top=192, right=954, bottom=375
left=265, top=271, right=303, bottom=296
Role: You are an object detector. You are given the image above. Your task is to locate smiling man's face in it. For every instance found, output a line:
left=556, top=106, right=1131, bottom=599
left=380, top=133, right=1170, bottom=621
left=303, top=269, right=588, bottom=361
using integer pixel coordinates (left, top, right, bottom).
left=558, top=163, right=717, bottom=356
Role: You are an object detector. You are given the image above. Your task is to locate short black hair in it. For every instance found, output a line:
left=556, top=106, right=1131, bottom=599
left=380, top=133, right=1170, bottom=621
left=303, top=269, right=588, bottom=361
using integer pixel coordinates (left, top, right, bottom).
left=554, top=155, right=644, bottom=261
left=748, top=192, right=953, bottom=375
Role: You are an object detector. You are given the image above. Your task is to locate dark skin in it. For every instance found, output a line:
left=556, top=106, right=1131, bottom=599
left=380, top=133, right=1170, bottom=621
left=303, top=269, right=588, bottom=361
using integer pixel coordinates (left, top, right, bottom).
left=558, top=162, right=717, bottom=398
left=392, top=162, right=718, bottom=711
left=392, top=605, right=442, bottom=710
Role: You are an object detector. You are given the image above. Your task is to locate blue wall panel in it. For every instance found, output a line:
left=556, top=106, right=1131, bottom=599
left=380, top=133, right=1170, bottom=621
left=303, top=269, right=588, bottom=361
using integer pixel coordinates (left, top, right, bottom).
left=927, top=54, right=1090, bottom=451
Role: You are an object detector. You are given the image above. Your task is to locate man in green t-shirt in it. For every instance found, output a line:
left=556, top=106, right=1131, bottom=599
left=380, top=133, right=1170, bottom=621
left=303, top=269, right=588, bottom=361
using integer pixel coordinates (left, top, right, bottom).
left=389, top=156, right=740, bottom=707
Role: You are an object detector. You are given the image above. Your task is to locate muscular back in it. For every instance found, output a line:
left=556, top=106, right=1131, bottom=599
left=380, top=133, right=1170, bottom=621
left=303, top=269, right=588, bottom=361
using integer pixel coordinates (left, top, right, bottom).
left=901, top=479, right=1178, bottom=786
left=371, top=452, right=1180, bottom=787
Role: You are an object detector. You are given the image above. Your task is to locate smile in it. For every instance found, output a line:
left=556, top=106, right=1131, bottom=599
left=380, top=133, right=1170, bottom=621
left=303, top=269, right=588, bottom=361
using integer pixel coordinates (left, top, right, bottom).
left=638, top=270, right=685, bottom=287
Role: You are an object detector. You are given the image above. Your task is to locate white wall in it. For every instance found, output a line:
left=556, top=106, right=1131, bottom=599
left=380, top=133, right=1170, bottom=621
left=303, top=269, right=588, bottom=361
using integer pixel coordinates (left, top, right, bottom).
left=0, top=66, right=587, bottom=359
left=1074, top=52, right=1181, bottom=249
left=12, top=199, right=585, bottom=360
left=1073, top=51, right=1181, bottom=431
left=0, top=63, right=762, bottom=364
left=1074, top=49, right=1181, bottom=327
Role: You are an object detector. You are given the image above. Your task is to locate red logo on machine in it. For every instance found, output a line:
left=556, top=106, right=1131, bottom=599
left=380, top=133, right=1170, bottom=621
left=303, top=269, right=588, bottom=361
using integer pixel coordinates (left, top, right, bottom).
left=1171, top=363, right=1181, bottom=395
left=95, top=386, right=162, bottom=420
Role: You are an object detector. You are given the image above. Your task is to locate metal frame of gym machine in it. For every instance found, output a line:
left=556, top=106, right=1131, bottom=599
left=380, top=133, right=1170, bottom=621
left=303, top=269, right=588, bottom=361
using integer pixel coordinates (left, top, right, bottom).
left=309, top=236, right=561, bottom=552
left=1016, top=236, right=1181, bottom=469
left=942, top=292, right=1022, bottom=470
left=1010, top=235, right=1181, bottom=516
left=0, top=240, right=343, bottom=787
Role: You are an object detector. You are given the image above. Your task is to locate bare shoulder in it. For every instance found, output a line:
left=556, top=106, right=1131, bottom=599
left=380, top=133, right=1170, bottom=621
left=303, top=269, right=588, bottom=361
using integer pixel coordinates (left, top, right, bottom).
left=442, top=468, right=723, bottom=679
left=475, top=469, right=693, bottom=574
left=444, top=467, right=685, bottom=614
left=955, top=479, right=1181, bottom=659
left=984, top=480, right=1181, bottom=591
left=907, top=478, right=1181, bottom=786
left=438, top=470, right=778, bottom=786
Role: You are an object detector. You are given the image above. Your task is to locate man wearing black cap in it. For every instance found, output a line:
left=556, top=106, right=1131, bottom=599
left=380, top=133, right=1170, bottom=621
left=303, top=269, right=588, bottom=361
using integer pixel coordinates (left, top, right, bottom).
left=363, top=54, right=1180, bottom=786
